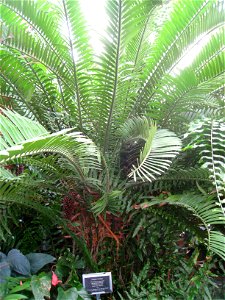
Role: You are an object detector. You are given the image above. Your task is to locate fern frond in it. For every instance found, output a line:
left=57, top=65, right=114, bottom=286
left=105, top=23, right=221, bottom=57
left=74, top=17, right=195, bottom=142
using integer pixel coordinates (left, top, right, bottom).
left=128, top=124, right=182, bottom=182
left=89, top=0, right=155, bottom=151
left=59, top=0, right=94, bottom=129
left=131, top=0, right=225, bottom=115
left=91, top=189, right=123, bottom=216
left=119, top=116, right=150, bottom=141
left=1, top=0, right=71, bottom=78
left=209, top=231, right=225, bottom=260
left=0, top=110, right=101, bottom=184
left=186, top=118, right=225, bottom=215
left=0, top=109, right=47, bottom=146
left=127, top=167, right=211, bottom=193
left=186, top=108, right=224, bottom=122
left=110, top=1, right=160, bottom=130
left=191, top=27, right=225, bottom=82
left=140, top=193, right=225, bottom=260
left=1, top=0, right=68, bottom=62
left=149, top=66, right=224, bottom=130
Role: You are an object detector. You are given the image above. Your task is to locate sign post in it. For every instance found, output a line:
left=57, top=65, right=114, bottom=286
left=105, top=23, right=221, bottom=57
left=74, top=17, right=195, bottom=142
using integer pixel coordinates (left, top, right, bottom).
left=82, top=272, right=113, bottom=299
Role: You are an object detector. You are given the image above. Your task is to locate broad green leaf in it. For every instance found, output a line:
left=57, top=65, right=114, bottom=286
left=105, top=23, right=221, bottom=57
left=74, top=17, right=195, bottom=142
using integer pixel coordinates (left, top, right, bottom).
left=26, top=253, right=55, bottom=275
left=31, top=274, right=51, bottom=300
left=7, top=249, right=31, bottom=276
left=57, top=287, right=79, bottom=300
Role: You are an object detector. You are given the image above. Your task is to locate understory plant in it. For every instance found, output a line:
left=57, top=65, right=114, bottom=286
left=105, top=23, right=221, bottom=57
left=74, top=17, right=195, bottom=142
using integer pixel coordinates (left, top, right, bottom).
left=119, top=253, right=225, bottom=300
left=0, top=271, right=91, bottom=300
left=0, top=0, right=225, bottom=298
left=0, top=249, right=91, bottom=300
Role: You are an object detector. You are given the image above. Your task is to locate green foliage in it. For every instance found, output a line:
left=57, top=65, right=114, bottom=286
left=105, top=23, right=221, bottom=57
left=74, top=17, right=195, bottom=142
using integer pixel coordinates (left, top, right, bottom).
left=57, top=287, right=91, bottom=300
left=120, top=254, right=222, bottom=300
left=1, top=0, right=224, bottom=136
left=184, top=118, right=225, bottom=215
left=31, top=274, right=51, bottom=300
left=0, top=248, right=55, bottom=282
left=120, top=117, right=182, bottom=182
left=0, top=256, right=91, bottom=300
left=0, top=109, right=101, bottom=175
left=0, top=0, right=225, bottom=297
left=139, top=193, right=225, bottom=260
left=127, top=167, right=212, bottom=194
left=0, top=273, right=51, bottom=300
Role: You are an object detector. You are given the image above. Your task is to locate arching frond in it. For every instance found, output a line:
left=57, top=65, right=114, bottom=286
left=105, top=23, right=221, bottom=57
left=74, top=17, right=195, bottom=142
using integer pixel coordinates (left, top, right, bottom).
left=0, top=110, right=101, bottom=182
left=185, top=118, right=225, bottom=215
left=192, top=27, right=225, bottom=82
left=58, top=0, right=95, bottom=129
left=121, top=118, right=182, bottom=182
left=149, top=69, right=224, bottom=130
left=127, top=167, right=211, bottom=192
left=131, top=0, right=224, bottom=115
left=139, top=193, right=225, bottom=260
left=89, top=0, right=158, bottom=151
left=1, top=0, right=95, bottom=130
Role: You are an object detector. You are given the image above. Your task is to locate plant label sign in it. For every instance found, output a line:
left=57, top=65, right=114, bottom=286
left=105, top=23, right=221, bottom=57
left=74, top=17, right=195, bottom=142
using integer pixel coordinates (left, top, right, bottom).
left=82, top=272, right=113, bottom=295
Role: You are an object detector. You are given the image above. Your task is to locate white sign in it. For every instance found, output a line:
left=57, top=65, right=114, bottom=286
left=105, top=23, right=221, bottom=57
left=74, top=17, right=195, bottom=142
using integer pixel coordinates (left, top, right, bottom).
left=82, top=272, right=113, bottom=295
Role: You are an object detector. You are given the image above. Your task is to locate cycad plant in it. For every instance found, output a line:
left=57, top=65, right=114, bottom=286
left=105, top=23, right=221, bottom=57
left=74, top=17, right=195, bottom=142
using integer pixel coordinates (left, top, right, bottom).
left=0, top=0, right=225, bottom=296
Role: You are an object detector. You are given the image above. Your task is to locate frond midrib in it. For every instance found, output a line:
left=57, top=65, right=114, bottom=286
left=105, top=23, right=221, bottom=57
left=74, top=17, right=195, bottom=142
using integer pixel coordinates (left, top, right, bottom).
left=103, top=0, right=122, bottom=154
left=62, top=0, right=83, bottom=130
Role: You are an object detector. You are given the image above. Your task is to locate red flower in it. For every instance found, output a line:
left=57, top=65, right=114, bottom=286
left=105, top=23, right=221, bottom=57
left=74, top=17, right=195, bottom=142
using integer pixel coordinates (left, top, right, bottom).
left=51, top=271, right=62, bottom=286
